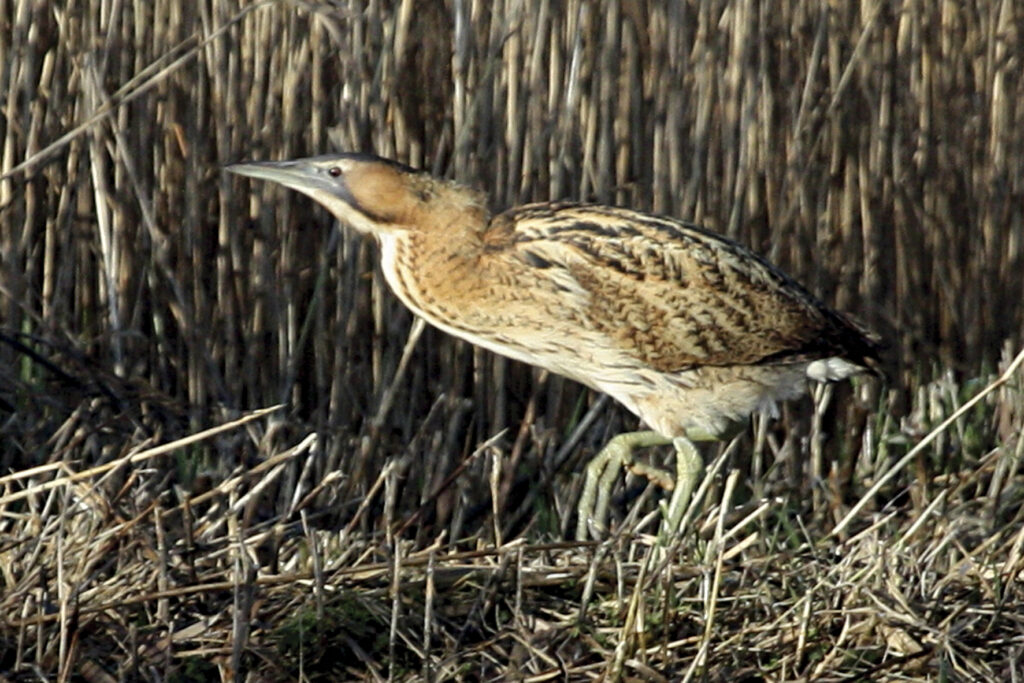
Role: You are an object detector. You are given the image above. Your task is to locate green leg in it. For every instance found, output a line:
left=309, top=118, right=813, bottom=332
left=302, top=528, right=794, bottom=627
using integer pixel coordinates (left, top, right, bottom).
left=659, top=426, right=727, bottom=538
left=577, top=431, right=670, bottom=540
left=659, top=436, right=704, bottom=538
left=577, top=427, right=724, bottom=540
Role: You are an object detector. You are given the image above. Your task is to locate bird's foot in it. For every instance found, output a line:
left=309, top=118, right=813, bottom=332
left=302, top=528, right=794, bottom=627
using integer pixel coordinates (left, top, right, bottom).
left=576, top=428, right=722, bottom=541
left=577, top=431, right=670, bottom=539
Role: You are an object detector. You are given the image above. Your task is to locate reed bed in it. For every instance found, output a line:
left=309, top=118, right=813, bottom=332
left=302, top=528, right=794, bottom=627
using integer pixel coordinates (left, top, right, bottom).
left=1, top=0, right=1023, bottom=679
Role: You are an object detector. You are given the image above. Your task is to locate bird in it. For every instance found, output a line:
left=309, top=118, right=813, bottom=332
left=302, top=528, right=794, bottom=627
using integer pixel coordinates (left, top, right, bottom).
left=226, top=153, right=882, bottom=540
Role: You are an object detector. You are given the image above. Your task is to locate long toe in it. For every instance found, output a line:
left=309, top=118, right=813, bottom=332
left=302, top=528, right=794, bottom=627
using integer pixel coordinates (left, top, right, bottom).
left=576, top=431, right=672, bottom=539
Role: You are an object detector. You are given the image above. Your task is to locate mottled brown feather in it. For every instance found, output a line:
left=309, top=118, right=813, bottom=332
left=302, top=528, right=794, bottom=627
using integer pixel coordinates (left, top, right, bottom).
left=483, top=202, right=880, bottom=373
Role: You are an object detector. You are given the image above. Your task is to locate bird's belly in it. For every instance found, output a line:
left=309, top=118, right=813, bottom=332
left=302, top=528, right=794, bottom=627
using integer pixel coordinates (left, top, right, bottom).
left=628, top=363, right=813, bottom=438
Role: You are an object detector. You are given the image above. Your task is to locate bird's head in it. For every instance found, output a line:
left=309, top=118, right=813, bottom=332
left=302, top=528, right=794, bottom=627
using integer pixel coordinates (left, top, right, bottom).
left=226, top=153, right=486, bottom=236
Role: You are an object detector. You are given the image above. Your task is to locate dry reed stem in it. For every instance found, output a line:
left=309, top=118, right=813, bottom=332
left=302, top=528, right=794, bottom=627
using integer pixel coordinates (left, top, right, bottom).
left=834, top=344, right=1024, bottom=537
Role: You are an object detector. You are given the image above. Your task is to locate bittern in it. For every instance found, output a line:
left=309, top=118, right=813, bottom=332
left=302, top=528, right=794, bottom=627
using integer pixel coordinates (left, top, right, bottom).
left=227, top=153, right=881, bottom=540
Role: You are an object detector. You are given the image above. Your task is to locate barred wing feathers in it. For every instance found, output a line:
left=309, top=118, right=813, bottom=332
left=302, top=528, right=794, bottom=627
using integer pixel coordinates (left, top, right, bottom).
left=487, top=203, right=881, bottom=375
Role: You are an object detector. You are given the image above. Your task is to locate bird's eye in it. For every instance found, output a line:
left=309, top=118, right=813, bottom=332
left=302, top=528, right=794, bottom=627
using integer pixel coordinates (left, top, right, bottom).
left=327, top=166, right=342, bottom=177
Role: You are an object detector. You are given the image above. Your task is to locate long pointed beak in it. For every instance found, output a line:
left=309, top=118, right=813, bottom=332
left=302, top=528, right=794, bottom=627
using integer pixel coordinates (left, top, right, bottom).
left=225, top=159, right=340, bottom=197
left=226, top=157, right=381, bottom=232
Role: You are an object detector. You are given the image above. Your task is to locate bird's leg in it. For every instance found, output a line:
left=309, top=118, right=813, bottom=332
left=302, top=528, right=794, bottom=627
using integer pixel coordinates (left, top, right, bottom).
left=659, top=424, right=745, bottom=538
left=577, top=430, right=672, bottom=539
left=660, top=432, right=712, bottom=538
left=578, top=427, right=729, bottom=540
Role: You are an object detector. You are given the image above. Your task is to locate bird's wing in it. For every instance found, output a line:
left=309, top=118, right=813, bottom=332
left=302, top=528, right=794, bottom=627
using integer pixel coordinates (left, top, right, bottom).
left=486, top=202, right=868, bottom=373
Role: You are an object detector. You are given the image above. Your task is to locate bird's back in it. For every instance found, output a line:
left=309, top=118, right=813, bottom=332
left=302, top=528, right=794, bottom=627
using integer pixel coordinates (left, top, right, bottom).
left=483, top=203, right=880, bottom=368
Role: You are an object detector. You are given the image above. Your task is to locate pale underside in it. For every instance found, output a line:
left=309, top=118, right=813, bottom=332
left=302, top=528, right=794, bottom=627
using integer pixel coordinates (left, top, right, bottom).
left=377, top=202, right=874, bottom=439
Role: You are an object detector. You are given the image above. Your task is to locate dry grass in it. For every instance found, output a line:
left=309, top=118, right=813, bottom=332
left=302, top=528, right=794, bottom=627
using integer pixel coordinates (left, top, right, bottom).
left=2, top=0, right=1023, bottom=680
left=1, top=356, right=1022, bottom=680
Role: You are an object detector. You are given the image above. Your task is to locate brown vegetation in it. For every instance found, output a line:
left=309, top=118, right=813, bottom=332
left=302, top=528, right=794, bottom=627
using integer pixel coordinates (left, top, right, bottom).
left=1, top=1, right=1022, bottom=679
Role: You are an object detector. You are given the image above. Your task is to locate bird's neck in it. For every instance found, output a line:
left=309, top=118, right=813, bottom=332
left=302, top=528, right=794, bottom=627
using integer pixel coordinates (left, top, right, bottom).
left=375, top=210, right=489, bottom=324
